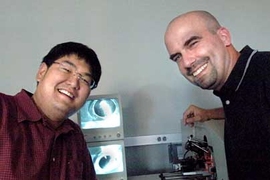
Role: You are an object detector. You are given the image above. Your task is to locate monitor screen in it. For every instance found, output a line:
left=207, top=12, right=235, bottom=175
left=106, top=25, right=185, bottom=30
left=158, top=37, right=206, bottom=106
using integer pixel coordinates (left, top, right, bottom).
left=78, top=94, right=124, bottom=142
left=88, top=140, right=127, bottom=180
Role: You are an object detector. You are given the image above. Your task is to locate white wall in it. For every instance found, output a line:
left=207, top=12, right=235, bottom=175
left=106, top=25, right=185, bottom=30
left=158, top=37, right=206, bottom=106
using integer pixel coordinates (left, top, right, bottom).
left=1, top=0, right=270, bottom=179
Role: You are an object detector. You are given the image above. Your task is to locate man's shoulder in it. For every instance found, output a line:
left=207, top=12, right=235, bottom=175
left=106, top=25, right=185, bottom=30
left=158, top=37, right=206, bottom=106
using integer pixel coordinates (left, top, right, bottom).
left=0, top=91, right=16, bottom=106
left=0, top=89, right=29, bottom=101
left=252, top=50, right=270, bottom=70
left=0, top=91, right=13, bottom=98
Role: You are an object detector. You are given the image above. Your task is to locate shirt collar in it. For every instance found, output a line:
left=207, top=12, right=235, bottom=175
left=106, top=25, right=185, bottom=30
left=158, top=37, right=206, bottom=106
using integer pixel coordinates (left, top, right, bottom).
left=15, top=89, right=76, bottom=133
left=214, top=45, right=254, bottom=97
left=15, top=89, right=42, bottom=122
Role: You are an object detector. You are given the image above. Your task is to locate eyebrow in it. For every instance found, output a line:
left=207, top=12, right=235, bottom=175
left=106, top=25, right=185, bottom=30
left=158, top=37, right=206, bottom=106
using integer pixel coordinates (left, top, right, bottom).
left=62, top=60, right=93, bottom=77
left=169, top=35, right=202, bottom=61
left=184, top=35, right=202, bottom=47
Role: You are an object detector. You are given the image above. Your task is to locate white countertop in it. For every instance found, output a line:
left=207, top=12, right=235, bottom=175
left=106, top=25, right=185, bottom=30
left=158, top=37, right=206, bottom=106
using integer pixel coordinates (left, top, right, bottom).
left=128, top=174, right=161, bottom=180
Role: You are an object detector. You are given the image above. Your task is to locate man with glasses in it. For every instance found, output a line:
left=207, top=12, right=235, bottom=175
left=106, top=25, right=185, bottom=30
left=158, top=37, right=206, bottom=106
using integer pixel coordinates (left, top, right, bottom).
left=0, top=42, right=101, bottom=179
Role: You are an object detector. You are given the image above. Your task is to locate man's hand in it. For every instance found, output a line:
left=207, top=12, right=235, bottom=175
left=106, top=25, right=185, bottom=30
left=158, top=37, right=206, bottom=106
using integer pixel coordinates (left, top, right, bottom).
left=183, top=105, right=209, bottom=127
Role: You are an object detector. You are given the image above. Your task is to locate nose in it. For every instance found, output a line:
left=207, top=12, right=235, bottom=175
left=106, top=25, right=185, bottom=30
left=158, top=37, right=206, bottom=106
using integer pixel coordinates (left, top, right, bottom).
left=67, top=73, right=80, bottom=89
left=179, top=51, right=196, bottom=68
left=176, top=52, right=197, bottom=77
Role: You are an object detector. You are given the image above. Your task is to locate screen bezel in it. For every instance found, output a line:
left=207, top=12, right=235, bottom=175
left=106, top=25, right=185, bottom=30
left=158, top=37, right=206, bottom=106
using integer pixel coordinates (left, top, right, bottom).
left=77, top=94, right=124, bottom=142
left=87, top=140, right=127, bottom=180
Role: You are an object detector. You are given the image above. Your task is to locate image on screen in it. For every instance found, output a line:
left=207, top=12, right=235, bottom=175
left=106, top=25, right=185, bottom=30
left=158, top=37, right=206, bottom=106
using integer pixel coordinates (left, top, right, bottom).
left=89, top=144, right=124, bottom=175
left=79, top=97, right=121, bottom=129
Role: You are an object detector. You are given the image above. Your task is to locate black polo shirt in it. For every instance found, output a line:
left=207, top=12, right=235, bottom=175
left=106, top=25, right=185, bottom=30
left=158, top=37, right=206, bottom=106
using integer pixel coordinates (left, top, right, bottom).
left=214, top=46, right=270, bottom=180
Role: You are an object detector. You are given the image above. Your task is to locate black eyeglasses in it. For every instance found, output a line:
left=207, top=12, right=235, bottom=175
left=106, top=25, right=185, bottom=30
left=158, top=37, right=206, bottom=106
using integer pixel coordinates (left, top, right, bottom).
left=53, top=62, right=97, bottom=90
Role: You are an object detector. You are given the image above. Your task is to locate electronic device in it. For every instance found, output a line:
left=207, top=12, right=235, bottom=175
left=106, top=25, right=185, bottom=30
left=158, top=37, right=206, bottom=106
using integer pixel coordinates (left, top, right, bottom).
left=166, top=135, right=216, bottom=180
left=87, top=140, right=127, bottom=180
left=77, top=94, right=124, bottom=142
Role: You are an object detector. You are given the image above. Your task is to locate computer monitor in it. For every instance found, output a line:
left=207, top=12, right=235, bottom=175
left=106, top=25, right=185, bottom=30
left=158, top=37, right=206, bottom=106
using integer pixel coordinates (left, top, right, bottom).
left=78, top=94, right=124, bottom=142
left=87, top=140, right=127, bottom=180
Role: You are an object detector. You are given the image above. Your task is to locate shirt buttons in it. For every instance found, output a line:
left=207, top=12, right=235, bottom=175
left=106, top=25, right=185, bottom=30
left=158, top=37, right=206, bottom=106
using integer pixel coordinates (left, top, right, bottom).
left=225, top=100, right=230, bottom=105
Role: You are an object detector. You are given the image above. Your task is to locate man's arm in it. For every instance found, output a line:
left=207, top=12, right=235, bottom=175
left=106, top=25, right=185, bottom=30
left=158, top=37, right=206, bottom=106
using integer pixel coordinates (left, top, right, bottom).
left=183, top=105, right=225, bottom=127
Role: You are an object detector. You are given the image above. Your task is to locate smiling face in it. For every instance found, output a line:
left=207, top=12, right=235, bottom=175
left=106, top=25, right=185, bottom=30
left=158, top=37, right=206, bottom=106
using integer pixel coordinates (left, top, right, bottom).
left=32, top=54, right=91, bottom=124
left=165, top=12, right=232, bottom=90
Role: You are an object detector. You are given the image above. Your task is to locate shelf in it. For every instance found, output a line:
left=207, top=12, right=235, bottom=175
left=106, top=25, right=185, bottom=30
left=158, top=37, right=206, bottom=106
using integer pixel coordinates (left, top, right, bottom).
left=124, top=133, right=182, bottom=147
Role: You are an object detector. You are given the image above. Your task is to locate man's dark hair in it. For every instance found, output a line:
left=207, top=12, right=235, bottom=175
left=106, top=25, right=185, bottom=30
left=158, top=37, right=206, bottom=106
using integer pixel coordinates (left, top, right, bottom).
left=42, top=42, right=102, bottom=88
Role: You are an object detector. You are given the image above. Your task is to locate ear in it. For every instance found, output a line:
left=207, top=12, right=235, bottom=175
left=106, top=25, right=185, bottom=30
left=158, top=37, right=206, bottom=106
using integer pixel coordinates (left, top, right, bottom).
left=36, top=62, right=48, bottom=83
left=217, top=27, right=232, bottom=47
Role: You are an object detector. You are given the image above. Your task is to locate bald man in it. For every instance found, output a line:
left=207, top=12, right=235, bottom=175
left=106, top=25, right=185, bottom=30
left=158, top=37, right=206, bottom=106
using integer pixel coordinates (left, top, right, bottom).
left=165, top=10, right=270, bottom=180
